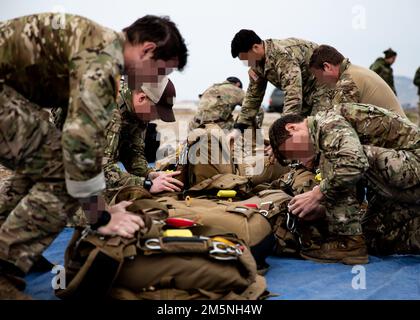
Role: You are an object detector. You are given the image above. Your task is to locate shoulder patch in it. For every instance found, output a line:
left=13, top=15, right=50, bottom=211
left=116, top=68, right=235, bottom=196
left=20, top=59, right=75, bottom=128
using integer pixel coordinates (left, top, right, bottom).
left=248, top=68, right=259, bottom=81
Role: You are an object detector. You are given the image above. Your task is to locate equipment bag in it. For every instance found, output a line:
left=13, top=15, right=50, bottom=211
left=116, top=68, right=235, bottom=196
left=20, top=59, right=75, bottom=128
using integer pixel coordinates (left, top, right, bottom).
left=181, top=171, right=329, bottom=257
left=55, top=196, right=267, bottom=300
left=157, top=124, right=290, bottom=188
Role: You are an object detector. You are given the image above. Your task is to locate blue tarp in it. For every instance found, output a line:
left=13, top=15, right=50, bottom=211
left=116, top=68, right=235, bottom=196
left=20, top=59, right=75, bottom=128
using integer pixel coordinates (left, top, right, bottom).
left=24, top=228, right=420, bottom=300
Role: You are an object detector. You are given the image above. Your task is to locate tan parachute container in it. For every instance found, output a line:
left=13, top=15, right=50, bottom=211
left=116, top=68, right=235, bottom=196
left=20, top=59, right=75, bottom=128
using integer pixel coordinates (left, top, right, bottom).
left=156, top=123, right=289, bottom=188
left=55, top=192, right=267, bottom=300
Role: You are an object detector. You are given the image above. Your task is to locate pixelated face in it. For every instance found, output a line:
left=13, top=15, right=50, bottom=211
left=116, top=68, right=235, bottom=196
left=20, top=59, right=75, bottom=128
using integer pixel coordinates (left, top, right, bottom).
left=277, top=122, right=315, bottom=169
left=124, top=41, right=178, bottom=88
left=238, top=51, right=259, bottom=68
left=131, top=90, right=159, bottom=121
left=310, top=64, right=339, bottom=88
left=386, top=56, right=397, bottom=65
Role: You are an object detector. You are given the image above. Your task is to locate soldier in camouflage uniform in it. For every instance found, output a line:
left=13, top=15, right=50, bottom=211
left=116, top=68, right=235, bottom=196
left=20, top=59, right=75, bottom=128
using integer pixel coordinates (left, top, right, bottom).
left=189, top=77, right=245, bottom=131
left=309, top=45, right=406, bottom=117
left=0, top=13, right=188, bottom=298
left=414, top=66, right=420, bottom=125
left=269, top=103, right=420, bottom=264
left=103, top=77, right=183, bottom=199
left=229, top=29, right=331, bottom=133
left=362, top=194, right=420, bottom=256
left=370, top=48, right=398, bottom=95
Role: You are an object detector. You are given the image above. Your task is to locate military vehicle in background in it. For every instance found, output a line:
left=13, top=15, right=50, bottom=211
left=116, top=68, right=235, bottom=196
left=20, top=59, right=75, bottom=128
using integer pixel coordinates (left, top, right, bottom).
left=266, top=88, right=284, bottom=113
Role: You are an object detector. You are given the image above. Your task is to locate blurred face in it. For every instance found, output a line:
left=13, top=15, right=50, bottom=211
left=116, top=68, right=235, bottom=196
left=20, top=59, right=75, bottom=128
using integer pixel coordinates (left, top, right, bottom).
left=123, top=41, right=179, bottom=88
left=277, top=120, right=316, bottom=169
left=385, top=56, right=397, bottom=65
left=310, top=63, right=340, bottom=88
left=238, top=44, right=265, bottom=68
left=131, top=90, right=159, bottom=121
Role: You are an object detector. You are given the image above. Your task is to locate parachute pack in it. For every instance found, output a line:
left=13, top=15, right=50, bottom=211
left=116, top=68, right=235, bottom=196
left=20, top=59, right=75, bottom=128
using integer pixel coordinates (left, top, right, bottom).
left=57, top=167, right=328, bottom=300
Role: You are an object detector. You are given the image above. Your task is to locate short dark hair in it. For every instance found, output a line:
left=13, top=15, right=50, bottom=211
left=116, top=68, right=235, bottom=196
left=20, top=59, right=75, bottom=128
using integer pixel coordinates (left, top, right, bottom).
left=383, top=48, right=397, bottom=58
left=269, top=114, right=305, bottom=165
left=231, top=29, right=262, bottom=58
left=309, top=45, right=345, bottom=70
left=226, top=76, right=243, bottom=88
left=123, top=15, right=188, bottom=70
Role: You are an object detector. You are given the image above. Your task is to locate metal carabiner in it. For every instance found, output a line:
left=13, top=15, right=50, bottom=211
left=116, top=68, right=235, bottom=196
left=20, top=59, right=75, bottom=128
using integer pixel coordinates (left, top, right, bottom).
left=286, top=211, right=298, bottom=233
left=259, top=210, right=269, bottom=217
left=259, top=201, right=273, bottom=217
left=144, top=238, right=161, bottom=250
left=286, top=215, right=312, bottom=250
left=74, top=226, right=93, bottom=252
left=209, top=241, right=241, bottom=260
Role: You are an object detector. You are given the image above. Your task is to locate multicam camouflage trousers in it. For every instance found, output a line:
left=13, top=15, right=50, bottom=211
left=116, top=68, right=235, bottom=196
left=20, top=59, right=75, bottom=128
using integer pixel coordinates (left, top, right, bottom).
left=362, top=195, right=420, bottom=255
left=0, top=85, right=79, bottom=274
left=325, top=144, right=420, bottom=254
left=363, top=145, right=420, bottom=254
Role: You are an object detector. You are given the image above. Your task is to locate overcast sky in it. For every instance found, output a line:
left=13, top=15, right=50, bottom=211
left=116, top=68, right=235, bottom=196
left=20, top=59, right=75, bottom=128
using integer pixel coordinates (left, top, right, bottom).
left=1, top=0, right=418, bottom=104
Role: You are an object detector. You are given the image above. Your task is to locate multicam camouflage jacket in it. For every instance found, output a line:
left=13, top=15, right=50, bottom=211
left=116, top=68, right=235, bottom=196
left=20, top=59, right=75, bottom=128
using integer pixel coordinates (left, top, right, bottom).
left=190, top=81, right=245, bottom=131
left=102, top=85, right=153, bottom=191
left=331, top=59, right=405, bottom=117
left=309, top=103, right=420, bottom=200
left=237, top=38, right=320, bottom=126
left=370, top=57, right=396, bottom=94
left=0, top=13, right=124, bottom=198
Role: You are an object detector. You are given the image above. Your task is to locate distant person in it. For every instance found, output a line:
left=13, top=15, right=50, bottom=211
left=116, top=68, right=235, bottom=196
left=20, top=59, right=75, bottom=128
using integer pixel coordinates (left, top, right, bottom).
left=414, top=66, right=420, bottom=125
left=309, top=45, right=406, bottom=117
left=370, top=48, right=398, bottom=95
left=227, top=30, right=331, bottom=144
left=189, top=77, right=245, bottom=131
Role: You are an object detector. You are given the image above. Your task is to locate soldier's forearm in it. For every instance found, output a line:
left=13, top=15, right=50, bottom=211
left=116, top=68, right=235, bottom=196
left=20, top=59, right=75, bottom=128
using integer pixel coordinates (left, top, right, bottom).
left=130, top=164, right=152, bottom=178
left=319, top=170, right=364, bottom=200
left=124, top=155, right=151, bottom=177
left=104, top=162, right=146, bottom=190
left=282, top=104, right=301, bottom=115
left=282, top=96, right=302, bottom=114
left=237, top=102, right=262, bottom=127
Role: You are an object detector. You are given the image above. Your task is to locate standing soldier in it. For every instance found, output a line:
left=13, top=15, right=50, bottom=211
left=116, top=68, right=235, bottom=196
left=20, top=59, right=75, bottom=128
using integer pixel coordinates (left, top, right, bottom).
left=269, top=104, right=420, bottom=264
left=413, top=66, right=420, bottom=125
left=370, top=48, right=398, bottom=95
left=309, top=45, right=406, bottom=117
left=227, top=29, right=331, bottom=144
left=0, top=13, right=188, bottom=299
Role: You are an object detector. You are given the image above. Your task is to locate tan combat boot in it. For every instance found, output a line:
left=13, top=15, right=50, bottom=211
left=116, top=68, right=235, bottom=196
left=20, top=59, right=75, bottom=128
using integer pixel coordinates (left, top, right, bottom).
left=300, top=235, right=369, bottom=265
left=0, top=274, right=32, bottom=300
